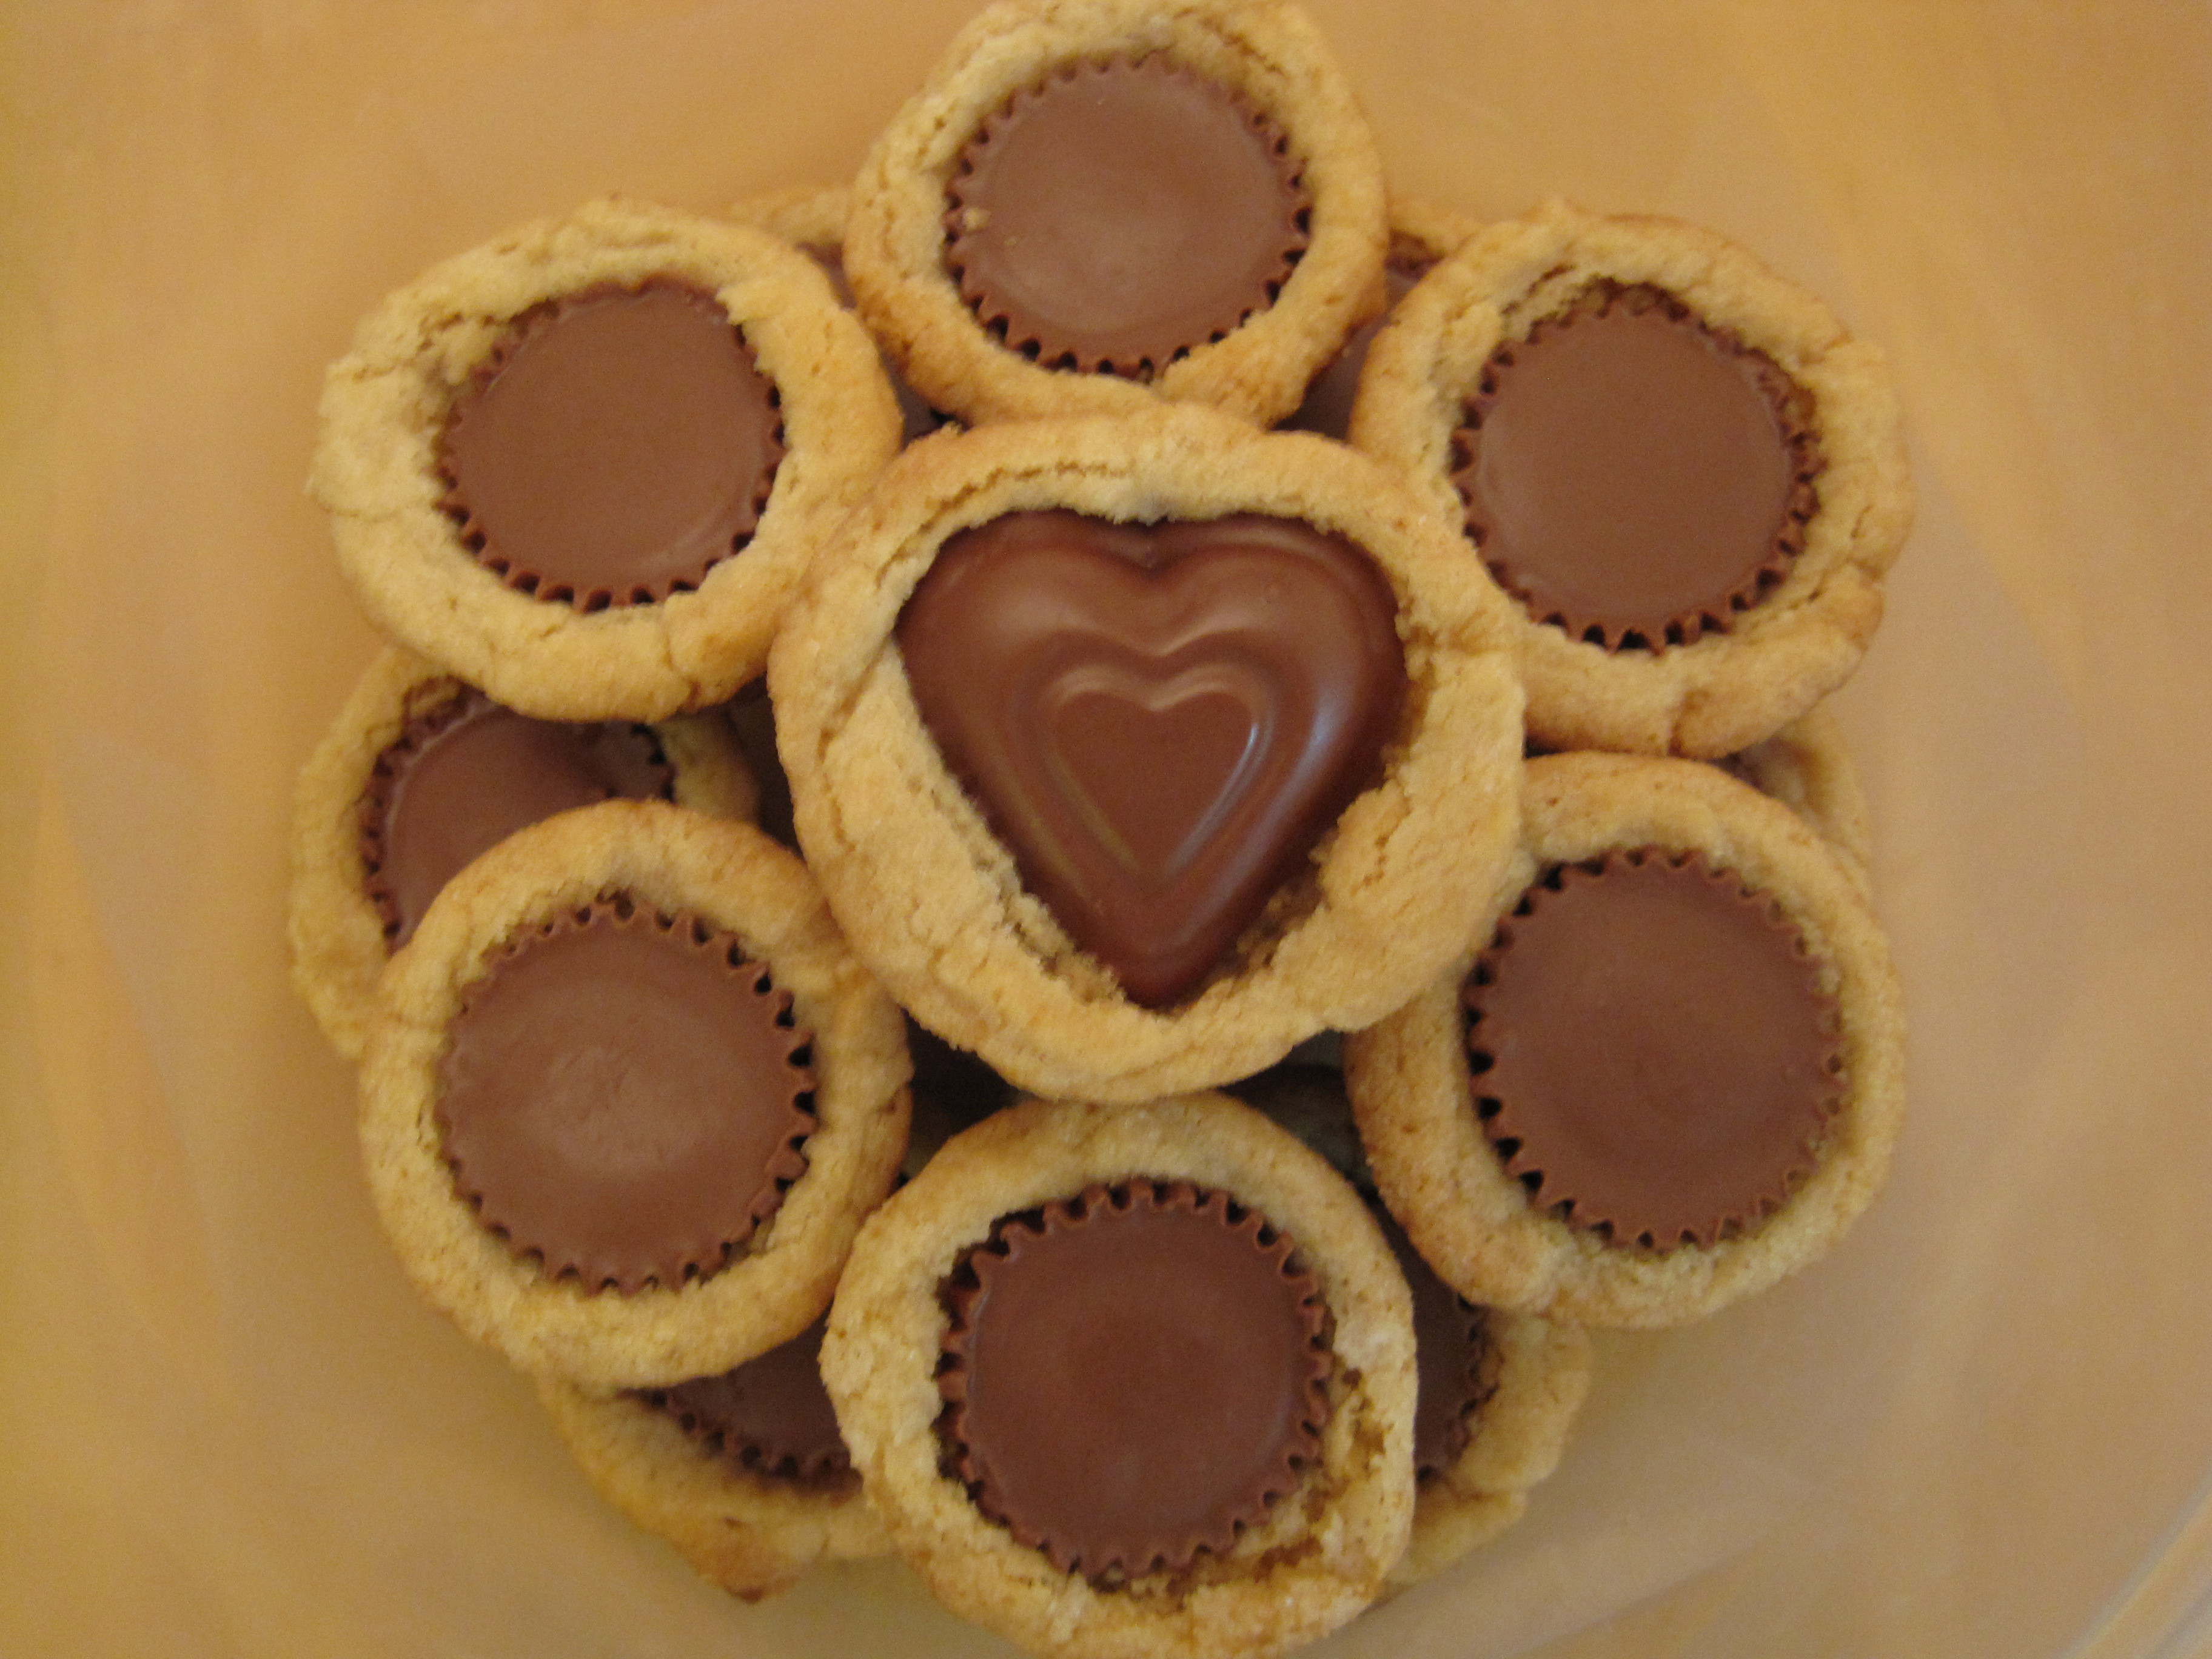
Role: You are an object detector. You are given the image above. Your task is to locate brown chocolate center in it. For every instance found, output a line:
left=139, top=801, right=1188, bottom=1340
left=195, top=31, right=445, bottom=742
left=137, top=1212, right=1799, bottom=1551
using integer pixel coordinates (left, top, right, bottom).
left=945, top=55, right=1310, bottom=377
left=938, top=1179, right=1331, bottom=1583
left=637, top=1315, right=850, bottom=1483
left=1375, top=1212, right=1492, bottom=1481
left=439, top=279, right=783, bottom=609
left=896, top=510, right=1406, bottom=1008
left=1450, top=284, right=1821, bottom=651
left=437, top=897, right=814, bottom=1293
left=360, top=689, right=672, bottom=949
left=1464, top=850, right=1842, bottom=1250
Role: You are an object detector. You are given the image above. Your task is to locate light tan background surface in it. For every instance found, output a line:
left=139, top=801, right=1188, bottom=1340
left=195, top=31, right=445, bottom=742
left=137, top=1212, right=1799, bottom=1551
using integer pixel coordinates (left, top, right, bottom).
left=2, top=4, right=2207, bottom=1656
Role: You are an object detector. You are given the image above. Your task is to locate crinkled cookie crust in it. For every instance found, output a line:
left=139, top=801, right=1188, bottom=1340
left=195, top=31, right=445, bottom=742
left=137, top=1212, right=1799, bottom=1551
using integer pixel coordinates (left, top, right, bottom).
left=312, top=198, right=901, bottom=722
left=1346, top=752, right=1905, bottom=1329
left=1352, top=199, right=1911, bottom=757
left=358, top=799, right=910, bottom=1389
left=536, top=1373, right=888, bottom=1603
left=821, top=1093, right=1415, bottom=1659
left=767, top=406, right=1525, bottom=1104
left=845, top=0, right=1387, bottom=427
left=288, top=646, right=756, bottom=1061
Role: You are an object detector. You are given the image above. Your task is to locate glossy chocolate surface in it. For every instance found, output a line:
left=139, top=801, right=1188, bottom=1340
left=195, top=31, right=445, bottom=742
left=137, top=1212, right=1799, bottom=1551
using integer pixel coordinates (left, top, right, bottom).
left=639, top=1315, right=849, bottom=1483
left=937, top=1179, right=1330, bottom=1582
left=1452, top=285, right=1820, bottom=649
left=437, top=899, right=814, bottom=1293
left=1465, top=850, right=1842, bottom=1250
left=361, top=689, right=670, bottom=948
left=896, top=510, right=1406, bottom=1007
left=440, top=279, right=782, bottom=608
left=945, top=56, right=1309, bottom=375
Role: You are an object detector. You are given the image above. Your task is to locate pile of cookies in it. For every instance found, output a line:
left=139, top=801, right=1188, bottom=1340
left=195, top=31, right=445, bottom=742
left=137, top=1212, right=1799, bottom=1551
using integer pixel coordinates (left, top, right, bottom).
left=290, top=2, right=1909, bottom=1655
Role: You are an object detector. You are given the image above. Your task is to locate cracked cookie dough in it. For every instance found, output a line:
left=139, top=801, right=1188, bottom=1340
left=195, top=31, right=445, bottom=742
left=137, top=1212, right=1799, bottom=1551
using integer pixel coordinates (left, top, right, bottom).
left=844, top=0, right=1388, bottom=427
left=358, top=799, right=910, bottom=1389
left=312, top=198, right=902, bottom=722
left=1346, top=751, right=1905, bottom=1328
left=1352, top=198, right=1911, bottom=757
left=768, top=404, right=1524, bottom=1103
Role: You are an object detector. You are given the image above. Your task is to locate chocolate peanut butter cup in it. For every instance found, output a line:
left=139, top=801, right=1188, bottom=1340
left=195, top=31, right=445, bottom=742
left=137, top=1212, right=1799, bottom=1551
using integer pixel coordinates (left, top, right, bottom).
left=1350, top=201, right=1911, bottom=756
left=314, top=200, right=903, bottom=722
left=437, top=894, right=816, bottom=1294
left=936, top=1178, right=1332, bottom=1583
left=896, top=508, right=1407, bottom=1008
left=1450, top=283, right=1822, bottom=652
left=1345, top=752, right=1906, bottom=1327
left=438, top=278, right=784, bottom=612
left=945, top=55, right=1310, bottom=379
left=1463, top=848, right=1842, bottom=1252
left=360, top=688, right=673, bottom=949
left=636, top=1315, right=850, bottom=1485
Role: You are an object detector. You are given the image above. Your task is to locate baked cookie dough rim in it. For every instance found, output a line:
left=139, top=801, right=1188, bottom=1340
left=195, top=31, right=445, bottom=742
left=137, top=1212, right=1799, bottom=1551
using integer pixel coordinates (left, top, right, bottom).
left=535, top=1373, right=888, bottom=1603
left=844, top=0, right=1389, bottom=427
left=1350, top=198, right=1912, bottom=757
left=358, top=799, right=911, bottom=1390
left=1387, top=1309, right=1590, bottom=1592
left=1345, top=753, right=1905, bottom=1329
left=311, top=197, right=902, bottom=722
left=768, top=407, right=1526, bottom=1104
left=288, top=646, right=757, bottom=1061
left=820, top=1094, right=1415, bottom=1659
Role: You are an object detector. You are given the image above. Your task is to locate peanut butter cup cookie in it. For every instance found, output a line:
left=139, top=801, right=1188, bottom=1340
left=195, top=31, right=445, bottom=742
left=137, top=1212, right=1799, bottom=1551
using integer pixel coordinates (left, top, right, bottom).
left=313, top=198, right=902, bottom=722
left=537, top=1313, right=889, bottom=1603
left=359, top=799, right=910, bottom=1389
left=1347, top=752, right=1904, bottom=1327
left=845, top=0, right=1388, bottom=426
left=289, top=648, right=754, bottom=1059
left=821, top=1093, right=1415, bottom=1659
left=1353, top=199, right=1911, bottom=756
left=768, top=406, right=1524, bottom=1103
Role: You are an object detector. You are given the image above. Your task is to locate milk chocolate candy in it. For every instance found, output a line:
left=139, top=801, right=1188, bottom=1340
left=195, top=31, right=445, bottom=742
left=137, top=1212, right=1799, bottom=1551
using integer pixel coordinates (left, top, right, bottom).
left=844, top=0, right=1388, bottom=426
left=1352, top=199, right=1911, bottom=757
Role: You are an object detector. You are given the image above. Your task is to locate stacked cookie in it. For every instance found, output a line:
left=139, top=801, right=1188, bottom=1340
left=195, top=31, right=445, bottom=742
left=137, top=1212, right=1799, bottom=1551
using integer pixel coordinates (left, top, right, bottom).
left=293, top=1, right=1908, bottom=1654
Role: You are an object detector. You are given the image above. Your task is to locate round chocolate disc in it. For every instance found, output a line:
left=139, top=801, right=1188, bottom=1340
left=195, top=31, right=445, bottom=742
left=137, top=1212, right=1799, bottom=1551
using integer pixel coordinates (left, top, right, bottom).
left=1450, top=284, right=1822, bottom=651
left=1375, top=1211, right=1491, bottom=1482
left=1464, top=849, right=1842, bottom=1250
left=637, top=1315, right=850, bottom=1483
left=361, top=689, right=672, bottom=948
left=437, top=897, right=816, bottom=1293
left=439, top=279, right=784, bottom=609
left=938, top=1179, right=1331, bottom=1582
left=945, top=56, right=1310, bottom=376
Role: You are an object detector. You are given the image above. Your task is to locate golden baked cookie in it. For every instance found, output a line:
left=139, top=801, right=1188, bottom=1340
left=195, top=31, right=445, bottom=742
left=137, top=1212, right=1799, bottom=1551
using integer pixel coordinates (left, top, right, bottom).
left=289, top=647, right=754, bottom=1060
left=1721, top=704, right=1875, bottom=893
left=312, top=198, right=902, bottom=722
left=535, top=1315, right=890, bottom=1603
left=358, top=799, right=910, bottom=1389
left=1346, top=752, right=1905, bottom=1329
left=844, top=0, right=1388, bottom=427
left=768, top=405, right=1525, bottom=1103
left=820, top=1093, right=1416, bottom=1659
left=1281, top=193, right=1484, bottom=440
left=1352, top=199, right=1911, bottom=757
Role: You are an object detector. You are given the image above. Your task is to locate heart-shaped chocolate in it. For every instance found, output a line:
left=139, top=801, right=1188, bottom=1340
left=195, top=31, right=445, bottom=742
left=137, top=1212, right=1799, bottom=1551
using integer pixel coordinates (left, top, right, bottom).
left=897, top=510, right=1406, bottom=1007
